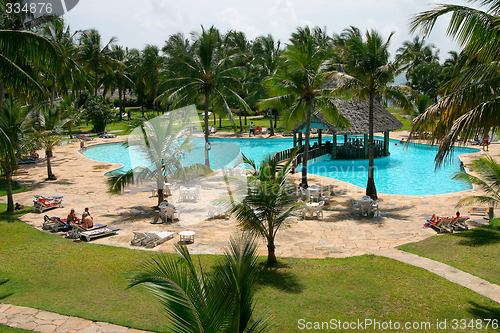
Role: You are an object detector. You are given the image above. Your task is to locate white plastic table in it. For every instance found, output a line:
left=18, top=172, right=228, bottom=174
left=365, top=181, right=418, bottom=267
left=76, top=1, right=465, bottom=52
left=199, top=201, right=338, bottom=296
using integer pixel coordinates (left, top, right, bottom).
left=357, top=196, right=373, bottom=216
left=179, top=231, right=195, bottom=243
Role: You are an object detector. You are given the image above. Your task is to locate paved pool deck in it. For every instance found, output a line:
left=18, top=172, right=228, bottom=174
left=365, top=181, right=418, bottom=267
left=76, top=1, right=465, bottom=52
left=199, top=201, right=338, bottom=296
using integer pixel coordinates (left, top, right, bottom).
left=2, top=131, right=495, bottom=259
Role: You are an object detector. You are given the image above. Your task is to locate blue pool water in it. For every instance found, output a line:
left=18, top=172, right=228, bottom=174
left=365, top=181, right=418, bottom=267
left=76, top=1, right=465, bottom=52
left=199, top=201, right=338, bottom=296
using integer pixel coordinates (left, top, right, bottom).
left=82, top=138, right=478, bottom=196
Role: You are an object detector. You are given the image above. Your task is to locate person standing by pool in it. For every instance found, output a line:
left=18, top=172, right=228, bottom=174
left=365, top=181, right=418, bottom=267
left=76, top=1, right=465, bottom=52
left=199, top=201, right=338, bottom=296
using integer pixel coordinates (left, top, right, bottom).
left=249, top=122, right=254, bottom=136
left=482, top=134, right=490, bottom=151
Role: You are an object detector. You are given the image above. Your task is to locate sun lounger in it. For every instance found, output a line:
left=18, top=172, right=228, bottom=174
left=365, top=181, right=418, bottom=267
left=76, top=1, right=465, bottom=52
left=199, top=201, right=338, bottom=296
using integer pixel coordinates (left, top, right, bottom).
left=131, top=232, right=148, bottom=246
left=33, top=195, right=63, bottom=213
left=42, top=215, right=71, bottom=232
left=428, top=217, right=454, bottom=233
left=143, top=231, right=175, bottom=248
left=98, top=133, right=116, bottom=138
left=80, top=226, right=119, bottom=241
left=75, top=134, right=94, bottom=141
left=71, top=223, right=107, bottom=239
left=450, top=216, right=469, bottom=231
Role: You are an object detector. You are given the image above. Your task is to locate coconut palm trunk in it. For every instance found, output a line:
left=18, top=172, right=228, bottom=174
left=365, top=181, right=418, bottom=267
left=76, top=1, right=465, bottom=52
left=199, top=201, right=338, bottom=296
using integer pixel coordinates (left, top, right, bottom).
left=5, top=172, right=14, bottom=211
left=301, top=102, right=312, bottom=188
left=267, top=230, right=277, bottom=264
left=269, top=109, right=274, bottom=136
left=118, top=84, right=123, bottom=121
left=204, top=90, right=210, bottom=168
left=46, top=149, right=55, bottom=180
left=366, top=93, right=377, bottom=200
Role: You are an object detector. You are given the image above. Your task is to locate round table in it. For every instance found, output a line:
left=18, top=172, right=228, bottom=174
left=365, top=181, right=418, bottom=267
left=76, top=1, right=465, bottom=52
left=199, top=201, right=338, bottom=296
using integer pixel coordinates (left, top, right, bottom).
left=306, top=202, right=319, bottom=207
left=179, top=231, right=195, bottom=243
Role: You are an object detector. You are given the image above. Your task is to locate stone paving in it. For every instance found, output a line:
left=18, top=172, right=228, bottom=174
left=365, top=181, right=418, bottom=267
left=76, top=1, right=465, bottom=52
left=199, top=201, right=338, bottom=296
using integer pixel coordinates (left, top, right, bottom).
left=0, top=304, right=153, bottom=332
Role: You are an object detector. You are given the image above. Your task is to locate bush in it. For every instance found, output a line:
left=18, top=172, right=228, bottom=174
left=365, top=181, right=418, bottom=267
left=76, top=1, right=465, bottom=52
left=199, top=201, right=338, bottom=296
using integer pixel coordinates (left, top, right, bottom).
left=84, top=96, right=113, bottom=133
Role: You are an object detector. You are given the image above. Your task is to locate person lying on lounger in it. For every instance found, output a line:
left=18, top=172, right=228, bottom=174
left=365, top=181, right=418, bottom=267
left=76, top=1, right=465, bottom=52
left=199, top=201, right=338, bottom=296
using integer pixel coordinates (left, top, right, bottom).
left=67, top=209, right=80, bottom=224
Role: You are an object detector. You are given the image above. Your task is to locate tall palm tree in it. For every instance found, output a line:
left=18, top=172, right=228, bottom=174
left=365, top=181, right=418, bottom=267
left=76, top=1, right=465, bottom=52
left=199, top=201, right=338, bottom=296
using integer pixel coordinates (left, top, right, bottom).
left=409, top=0, right=500, bottom=166
left=128, top=234, right=271, bottom=333
left=395, top=35, right=439, bottom=74
left=107, top=106, right=211, bottom=206
left=137, top=44, right=166, bottom=114
left=226, top=152, right=301, bottom=265
left=77, top=29, right=116, bottom=96
left=252, top=35, right=283, bottom=136
left=102, top=45, right=134, bottom=121
left=333, top=28, right=414, bottom=199
left=159, top=26, right=246, bottom=168
left=262, top=27, right=349, bottom=188
left=0, top=97, right=31, bottom=211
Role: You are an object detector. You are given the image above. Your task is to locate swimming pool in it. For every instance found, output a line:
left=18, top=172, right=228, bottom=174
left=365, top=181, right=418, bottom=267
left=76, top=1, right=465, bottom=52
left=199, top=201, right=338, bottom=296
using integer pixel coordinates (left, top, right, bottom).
left=82, top=137, right=479, bottom=196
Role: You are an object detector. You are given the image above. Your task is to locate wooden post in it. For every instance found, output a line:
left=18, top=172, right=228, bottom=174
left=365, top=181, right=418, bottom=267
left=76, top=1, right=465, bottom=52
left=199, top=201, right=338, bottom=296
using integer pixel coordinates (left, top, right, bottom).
left=384, top=131, right=390, bottom=156
left=293, top=131, right=297, bottom=147
left=298, top=132, right=303, bottom=147
left=331, top=135, right=337, bottom=160
left=318, top=130, right=322, bottom=147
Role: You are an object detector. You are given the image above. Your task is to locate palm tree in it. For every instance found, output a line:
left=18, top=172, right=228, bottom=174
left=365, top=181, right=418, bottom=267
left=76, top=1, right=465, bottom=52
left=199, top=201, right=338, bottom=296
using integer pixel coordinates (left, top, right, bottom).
left=160, top=26, right=246, bottom=168
left=102, top=45, right=134, bottom=121
left=136, top=44, right=166, bottom=114
left=453, top=156, right=500, bottom=209
left=226, top=152, right=301, bottom=265
left=128, top=234, right=271, bottom=333
left=409, top=0, right=500, bottom=167
left=0, top=97, right=31, bottom=211
left=57, top=95, right=82, bottom=139
left=262, top=27, right=349, bottom=188
left=77, top=29, right=116, bottom=96
left=107, top=106, right=211, bottom=206
left=252, top=35, right=283, bottom=136
left=395, top=35, right=439, bottom=74
left=332, top=28, right=413, bottom=200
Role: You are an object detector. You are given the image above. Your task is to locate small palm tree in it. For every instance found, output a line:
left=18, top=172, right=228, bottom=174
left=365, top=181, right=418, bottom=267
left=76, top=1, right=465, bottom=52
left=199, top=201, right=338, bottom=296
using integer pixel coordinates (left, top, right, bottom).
left=107, top=106, right=211, bottom=206
left=226, top=151, right=301, bottom=265
left=453, top=156, right=500, bottom=208
left=128, top=234, right=271, bottom=333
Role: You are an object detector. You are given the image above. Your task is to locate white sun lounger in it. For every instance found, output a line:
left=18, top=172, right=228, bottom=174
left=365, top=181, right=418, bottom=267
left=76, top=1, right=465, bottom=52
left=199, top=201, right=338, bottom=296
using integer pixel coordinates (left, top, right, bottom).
left=143, top=231, right=175, bottom=248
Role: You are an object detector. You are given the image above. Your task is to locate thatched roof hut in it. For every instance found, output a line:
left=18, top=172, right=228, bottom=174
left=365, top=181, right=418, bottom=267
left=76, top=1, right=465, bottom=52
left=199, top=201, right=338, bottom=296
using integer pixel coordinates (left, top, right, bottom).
left=292, top=99, right=403, bottom=134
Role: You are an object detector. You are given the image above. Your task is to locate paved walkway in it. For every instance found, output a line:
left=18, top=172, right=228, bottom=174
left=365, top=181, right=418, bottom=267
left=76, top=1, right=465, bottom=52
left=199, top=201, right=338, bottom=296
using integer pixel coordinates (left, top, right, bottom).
left=0, top=304, right=153, bottom=333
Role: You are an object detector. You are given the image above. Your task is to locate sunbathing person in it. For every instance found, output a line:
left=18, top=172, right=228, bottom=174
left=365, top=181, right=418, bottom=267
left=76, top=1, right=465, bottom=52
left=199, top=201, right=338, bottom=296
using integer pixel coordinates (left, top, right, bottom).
left=81, top=212, right=93, bottom=229
left=82, top=207, right=92, bottom=221
left=67, top=209, right=80, bottom=224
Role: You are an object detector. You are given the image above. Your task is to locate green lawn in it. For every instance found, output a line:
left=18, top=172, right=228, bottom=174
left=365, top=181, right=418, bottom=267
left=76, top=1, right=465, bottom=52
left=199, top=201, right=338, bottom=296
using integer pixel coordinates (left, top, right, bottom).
left=387, top=108, right=412, bottom=131
left=1, top=205, right=499, bottom=332
left=0, top=179, right=30, bottom=197
left=400, top=218, right=500, bottom=286
left=0, top=326, right=30, bottom=332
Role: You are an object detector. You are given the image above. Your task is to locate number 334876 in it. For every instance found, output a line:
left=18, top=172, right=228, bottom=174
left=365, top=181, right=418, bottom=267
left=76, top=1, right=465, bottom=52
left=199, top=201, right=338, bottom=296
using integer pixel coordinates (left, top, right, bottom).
left=6, top=2, right=53, bottom=14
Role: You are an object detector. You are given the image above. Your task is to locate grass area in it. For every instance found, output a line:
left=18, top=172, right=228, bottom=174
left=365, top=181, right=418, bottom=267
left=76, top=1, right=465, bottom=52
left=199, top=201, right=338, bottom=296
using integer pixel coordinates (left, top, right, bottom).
left=1, top=205, right=499, bottom=332
left=0, top=179, right=30, bottom=197
left=0, top=326, right=30, bottom=332
left=387, top=108, right=412, bottom=131
left=400, top=218, right=500, bottom=286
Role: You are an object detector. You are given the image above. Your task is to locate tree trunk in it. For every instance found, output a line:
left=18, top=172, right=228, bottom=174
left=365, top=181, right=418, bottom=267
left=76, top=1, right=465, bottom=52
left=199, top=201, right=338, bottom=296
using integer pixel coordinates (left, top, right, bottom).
left=157, top=188, right=164, bottom=207
left=274, top=109, right=278, bottom=128
left=269, top=108, right=274, bottom=136
left=301, top=102, right=312, bottom=188
left=366, top=93, right=378, bottom=200
left=46, top=149, right=56, bottom=180
left=204, top=90, right=211, bottom=168
left=267, top=235, right=277, bottom=265
left=239, top=109, right=243, bottom=132
left=244, top=112, right=247, bottom=126
left=68, top=125, right=73, bottom=139
left=219, top=113, right=222, bottom=128
left=118, top=84, right=123, bottom=121
left=94, top=71, right=98, bottom=97
left=5, top=172, right=14, bottom=212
